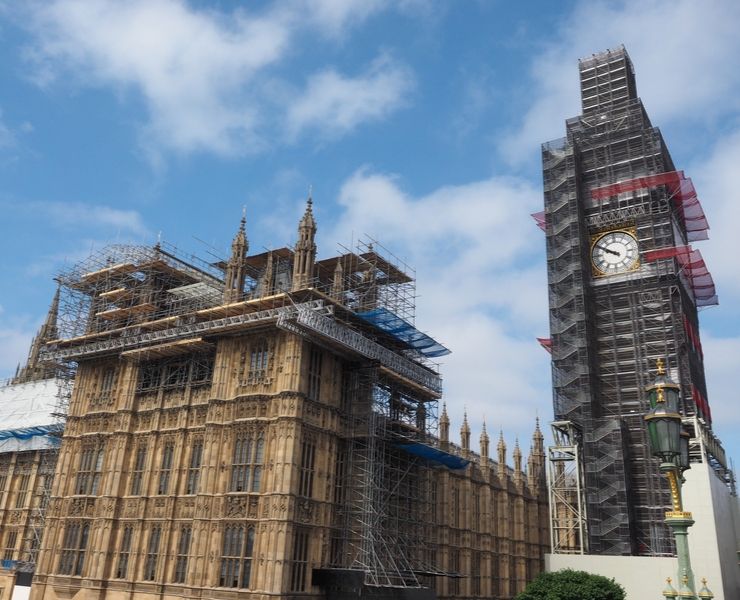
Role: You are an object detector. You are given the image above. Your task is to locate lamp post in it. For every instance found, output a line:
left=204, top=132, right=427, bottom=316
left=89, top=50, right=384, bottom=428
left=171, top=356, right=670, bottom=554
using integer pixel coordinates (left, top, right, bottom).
left=644, top=359, right=713, bottom=600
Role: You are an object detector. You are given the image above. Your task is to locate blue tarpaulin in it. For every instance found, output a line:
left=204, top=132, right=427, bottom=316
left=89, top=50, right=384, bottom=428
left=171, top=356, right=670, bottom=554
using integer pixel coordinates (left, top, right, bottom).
left=0, top=424, right=62, bottom=442
left=396, top=442, right=470, bottom=470
left=356, top=308, right=451, bottom=358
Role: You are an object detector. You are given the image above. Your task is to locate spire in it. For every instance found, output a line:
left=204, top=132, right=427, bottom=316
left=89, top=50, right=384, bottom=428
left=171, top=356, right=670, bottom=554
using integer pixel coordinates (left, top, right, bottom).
left=13, top=284, right=61, bottom=384
left=513, top=438, right=523, bottom=486
left=497, top=429, right=506, bottom=454
left=533, top=416, right=544, bottom=448
left=223, top=213, right=249, bottom=303
left=480, top=419, right=490, bottom=443
left=480, top=419, right=490, bottom=466
left=497, top=429, right=507, bottom=478
left=528, top=418, right=547, bottom=491
left=42, top=283, right=60, bottom=341
left=527, top=444, right=537, bottom=489
left=513, top=438, right=522, bottom=471
left=291, top=195, right=317, bottom=291
left=331, top=258, right=344, bottom=301
left=299, top=195, right=316, bottom=232
left=234, top=211, right=248, bottom=254
left=460, top=410, right=471, bottom=453
left=440, top=402, right=450, bottom=444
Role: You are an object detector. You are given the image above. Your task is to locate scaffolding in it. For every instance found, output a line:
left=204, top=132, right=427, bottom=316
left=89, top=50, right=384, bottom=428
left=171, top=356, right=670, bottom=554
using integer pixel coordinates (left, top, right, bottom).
left=541, top=46, right=726, bottom=557
left=547, top=421, right=587, bottom=554
left=39, top=230, right=453, bottom=595
left=327, top=366, right=438, bottom=588
left=22, top=371, right=71, bottom=574
left=0, top=293, right=72, bottom=577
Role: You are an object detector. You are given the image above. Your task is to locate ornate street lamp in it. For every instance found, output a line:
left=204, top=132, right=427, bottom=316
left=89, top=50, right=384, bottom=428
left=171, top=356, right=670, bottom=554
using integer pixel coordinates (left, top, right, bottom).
left=644, top=359, right=713, bottom=600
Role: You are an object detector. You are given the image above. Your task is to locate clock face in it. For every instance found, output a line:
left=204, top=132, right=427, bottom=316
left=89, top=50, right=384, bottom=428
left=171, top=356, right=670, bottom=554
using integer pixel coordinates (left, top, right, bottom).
left=591, top=230, right=639, bottom=275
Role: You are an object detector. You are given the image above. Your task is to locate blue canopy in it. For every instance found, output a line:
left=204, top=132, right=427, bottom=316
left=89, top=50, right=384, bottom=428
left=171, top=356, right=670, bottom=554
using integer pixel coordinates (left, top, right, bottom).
left=0, top=424, right=62, bottom=443
left=356, top=308, right=451, bottom=358
left=396, top=442, right=470, bottom=470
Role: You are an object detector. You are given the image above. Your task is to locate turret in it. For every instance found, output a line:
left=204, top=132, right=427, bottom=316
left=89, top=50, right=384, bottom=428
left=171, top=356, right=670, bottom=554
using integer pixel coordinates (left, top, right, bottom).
left=513, top=438, right=523, bottom=486
left=291, top=196, right=317, bottom=291
left=331, top=259, right=344, bottom=301
left=533, top=417, right=544, bottom=453
left=528, top=418, right=546, bottom=489
left=497, top=430, right=507, bottom=479
left=13, top=284, right=60, bottom=384
left=527, top=445, right=537, bottom=490
left=224, top=213, right=249, bottom=303
left=480, top=420, right=490, bottom=468
left=440, top=403, right=450, bottom=446
left=460, top=410, right=471, bottom=454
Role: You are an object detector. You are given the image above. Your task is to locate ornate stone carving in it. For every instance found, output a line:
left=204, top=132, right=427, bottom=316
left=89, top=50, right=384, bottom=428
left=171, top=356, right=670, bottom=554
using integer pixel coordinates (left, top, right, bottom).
left=224, top=496, right=246, bottom=518
left=248, top=497, right=259, bottom=518
left=297, top=499, right=313, bottom=523
left=124, top=499, right=139, bottom=518
left=195, top=498, right=211, bottom=517
left=177, top=499, right=195, bottom=519
left=100, top=499, right=116, bottom=516
left=68, top=498, right=89, bottom=517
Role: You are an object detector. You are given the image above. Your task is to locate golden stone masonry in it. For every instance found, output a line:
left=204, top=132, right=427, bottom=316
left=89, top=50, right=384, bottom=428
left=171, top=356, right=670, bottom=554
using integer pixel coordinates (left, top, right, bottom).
left=0, top=200, right=548, bottom=600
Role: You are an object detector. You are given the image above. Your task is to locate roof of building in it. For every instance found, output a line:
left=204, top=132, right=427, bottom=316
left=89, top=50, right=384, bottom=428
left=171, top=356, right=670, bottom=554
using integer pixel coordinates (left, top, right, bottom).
left=0, top=378, right=62, bottom=453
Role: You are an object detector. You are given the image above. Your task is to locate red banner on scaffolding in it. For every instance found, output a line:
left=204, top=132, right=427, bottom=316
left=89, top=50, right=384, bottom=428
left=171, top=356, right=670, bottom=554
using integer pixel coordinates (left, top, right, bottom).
left=531, top=211, right=546, bottom=232
left=642, top=246, right=718, bottom=306
left=537, top=337, right=552, bottom=353
left=683, top=315, right=704, bottom=361
left=642, top=246, right=692, bottom=262
left=692, top=385, right=712, bottom=424
left=676, top=248, right=718, bottom=306
left=590, top=170, right=709, bottom=242
left=590, top=171, right=682, bottom=199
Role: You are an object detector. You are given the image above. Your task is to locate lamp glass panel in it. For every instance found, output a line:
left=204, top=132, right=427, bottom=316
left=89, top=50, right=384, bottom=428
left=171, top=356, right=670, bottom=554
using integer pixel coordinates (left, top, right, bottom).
left=679, top=432, right=690, bottom=470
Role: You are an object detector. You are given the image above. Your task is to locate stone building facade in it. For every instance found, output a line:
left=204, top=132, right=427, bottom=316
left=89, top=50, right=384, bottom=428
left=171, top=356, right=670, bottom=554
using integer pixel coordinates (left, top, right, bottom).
left=11, top=202, right=548, bottom=600
left=0, top=290, right=65, bottom=600
left=0, top=437, right=57, bottom=596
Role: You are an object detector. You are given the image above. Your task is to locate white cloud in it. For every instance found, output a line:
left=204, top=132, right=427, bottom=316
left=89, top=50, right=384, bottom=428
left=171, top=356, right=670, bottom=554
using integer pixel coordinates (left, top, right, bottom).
left=324, top=168, right=551, bottom=448
left=26, top=201, right=149, bottom=237
left=25, top=0, right=290, bottom=158
left=331, top=169, right=540, bottom=267
left=302, top=0, right=388, bottom=37
left=287, top=55, right=414, bottom=140
left=702, top=333, right=740, bottom=434
left=501, top=0, right=740, bottom=166
left=692, top=127, right=740, bottom=307
left=19, top=0, right=411, bottom=160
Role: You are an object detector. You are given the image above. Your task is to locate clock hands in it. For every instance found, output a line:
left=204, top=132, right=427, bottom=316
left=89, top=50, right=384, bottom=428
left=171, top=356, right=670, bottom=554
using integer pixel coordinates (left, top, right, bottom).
left=597, top=244, right=620, bottom=256
left=592, top=231, right=639, bottom=276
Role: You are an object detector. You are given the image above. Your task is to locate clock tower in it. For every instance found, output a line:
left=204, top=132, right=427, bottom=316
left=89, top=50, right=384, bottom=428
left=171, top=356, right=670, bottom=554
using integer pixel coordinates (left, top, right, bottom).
left=539, top=47, right=724, bottom=557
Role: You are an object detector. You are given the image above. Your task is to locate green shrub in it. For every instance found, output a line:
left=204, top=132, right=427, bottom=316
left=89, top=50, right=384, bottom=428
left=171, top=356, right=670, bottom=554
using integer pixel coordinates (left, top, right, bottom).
left=516, top=568, right=626, bottom=600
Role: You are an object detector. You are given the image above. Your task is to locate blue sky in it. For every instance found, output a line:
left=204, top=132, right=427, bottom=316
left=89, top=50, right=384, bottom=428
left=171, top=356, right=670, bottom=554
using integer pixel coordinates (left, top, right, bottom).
left=0, top=0, right=738, bottom=465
